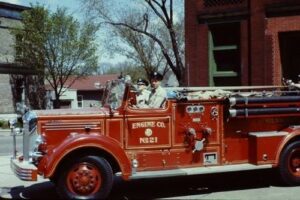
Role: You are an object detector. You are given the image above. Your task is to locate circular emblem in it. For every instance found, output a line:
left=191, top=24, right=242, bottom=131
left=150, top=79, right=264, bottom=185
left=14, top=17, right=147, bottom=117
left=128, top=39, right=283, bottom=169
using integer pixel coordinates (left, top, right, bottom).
left=145, top=128, right=153, bottom=137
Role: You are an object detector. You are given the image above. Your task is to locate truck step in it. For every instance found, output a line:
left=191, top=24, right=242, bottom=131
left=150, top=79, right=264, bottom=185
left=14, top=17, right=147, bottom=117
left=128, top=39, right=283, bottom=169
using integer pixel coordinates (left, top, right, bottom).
left=129, top=164, right=272, bottom=179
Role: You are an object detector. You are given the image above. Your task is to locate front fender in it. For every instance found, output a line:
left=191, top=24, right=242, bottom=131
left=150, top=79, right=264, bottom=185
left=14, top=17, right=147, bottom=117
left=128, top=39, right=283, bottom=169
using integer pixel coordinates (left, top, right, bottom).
left=274, top=126, right=300, bottom=167
left=41, top=134, right=131, bottom=180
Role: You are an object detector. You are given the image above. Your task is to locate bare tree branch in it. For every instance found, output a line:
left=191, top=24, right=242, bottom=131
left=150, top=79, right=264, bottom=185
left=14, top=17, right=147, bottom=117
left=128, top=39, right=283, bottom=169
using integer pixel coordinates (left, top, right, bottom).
left=145, top=0, right=168, bottom=27
left=109, top=21, right=176, bottom=71
left=82, top=0, right=184, bottom=85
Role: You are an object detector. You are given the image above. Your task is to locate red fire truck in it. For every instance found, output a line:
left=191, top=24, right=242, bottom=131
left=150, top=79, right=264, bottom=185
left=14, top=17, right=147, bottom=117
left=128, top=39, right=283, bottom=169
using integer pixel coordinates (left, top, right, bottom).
left=10, top=78, right=300, bottom=199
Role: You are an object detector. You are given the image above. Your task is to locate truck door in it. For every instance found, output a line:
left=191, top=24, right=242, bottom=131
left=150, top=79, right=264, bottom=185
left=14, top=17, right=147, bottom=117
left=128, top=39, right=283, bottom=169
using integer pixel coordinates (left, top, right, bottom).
left=124, top=103, right=172, bottom=169
left=125, top=106, right=171, bottom=150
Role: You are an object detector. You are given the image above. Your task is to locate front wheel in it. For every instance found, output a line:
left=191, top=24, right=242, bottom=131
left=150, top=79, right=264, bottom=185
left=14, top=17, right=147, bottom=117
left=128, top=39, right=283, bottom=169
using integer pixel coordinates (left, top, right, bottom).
left=56, top=155, right=113, bottom=199
left=279, top=141, right=300, bottom=185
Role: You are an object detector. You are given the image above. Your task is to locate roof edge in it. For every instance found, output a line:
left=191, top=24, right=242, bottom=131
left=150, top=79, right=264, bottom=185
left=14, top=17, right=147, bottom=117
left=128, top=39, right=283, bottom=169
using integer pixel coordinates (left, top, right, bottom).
left=0, top=1, right=31, bottom=11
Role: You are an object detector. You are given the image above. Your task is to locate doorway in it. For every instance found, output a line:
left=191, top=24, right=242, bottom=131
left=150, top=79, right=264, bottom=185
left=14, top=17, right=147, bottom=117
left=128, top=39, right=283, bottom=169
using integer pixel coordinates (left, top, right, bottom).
left=279, top=31, right=300, bottom=82
left=208, top=22, right=241, bottom=86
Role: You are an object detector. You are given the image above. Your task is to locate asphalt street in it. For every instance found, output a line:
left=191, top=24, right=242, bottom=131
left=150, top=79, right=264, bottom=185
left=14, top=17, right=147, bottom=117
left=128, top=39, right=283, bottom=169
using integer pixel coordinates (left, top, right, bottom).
left=1, top=129, right=300, bottom=199
left=1, top=154, right=300, bottom=200
left=0, top=130, right=22, bottom=156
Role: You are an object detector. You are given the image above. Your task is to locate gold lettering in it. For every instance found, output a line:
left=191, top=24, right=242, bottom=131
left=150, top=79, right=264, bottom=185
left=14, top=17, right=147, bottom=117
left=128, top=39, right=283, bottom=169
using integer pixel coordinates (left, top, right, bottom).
left=156, top=122, right=166, bottom=128
left=132, top=123, right=137, bottom=129
left=149, top=137, right=158, bottom=143
left=139, top=137, right=158, bottom=144
left=132, top=121, right=156, bottom=129
left=140, top=137, right=148, bottom=143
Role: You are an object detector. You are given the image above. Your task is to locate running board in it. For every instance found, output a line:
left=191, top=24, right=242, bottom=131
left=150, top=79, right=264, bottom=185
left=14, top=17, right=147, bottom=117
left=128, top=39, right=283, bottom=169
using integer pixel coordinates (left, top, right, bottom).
left=129, top=164, right=273, bottom=180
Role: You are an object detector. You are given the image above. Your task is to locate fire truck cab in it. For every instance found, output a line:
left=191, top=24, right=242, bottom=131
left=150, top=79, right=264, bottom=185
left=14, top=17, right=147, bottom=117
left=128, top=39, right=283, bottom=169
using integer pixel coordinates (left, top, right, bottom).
left=10, top=78, right=300, bottom=199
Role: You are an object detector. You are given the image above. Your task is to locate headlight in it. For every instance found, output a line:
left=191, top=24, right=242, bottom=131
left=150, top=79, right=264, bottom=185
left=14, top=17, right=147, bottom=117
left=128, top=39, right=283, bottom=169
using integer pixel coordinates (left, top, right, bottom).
left=30, top=134, right=46, bottom=162
left=35, top=134, right=47, bottom=152
left=23, top=111, right=37, bottom=132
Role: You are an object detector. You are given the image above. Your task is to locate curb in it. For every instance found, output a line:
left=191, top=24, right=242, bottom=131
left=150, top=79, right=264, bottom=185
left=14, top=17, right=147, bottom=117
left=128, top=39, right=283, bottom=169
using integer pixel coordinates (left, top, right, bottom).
left=0, top=130, right=12, bottom=137
left=0, top=129, right=10, bottom=132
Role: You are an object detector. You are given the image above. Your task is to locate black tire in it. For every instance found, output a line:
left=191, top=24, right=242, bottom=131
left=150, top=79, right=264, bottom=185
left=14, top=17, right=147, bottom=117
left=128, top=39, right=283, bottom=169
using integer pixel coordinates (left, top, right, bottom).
left=56, top=155, right=113, bottom=199
left=279, top=141, right=300, bottom=185
left=49, top=176, right=57, bottom=185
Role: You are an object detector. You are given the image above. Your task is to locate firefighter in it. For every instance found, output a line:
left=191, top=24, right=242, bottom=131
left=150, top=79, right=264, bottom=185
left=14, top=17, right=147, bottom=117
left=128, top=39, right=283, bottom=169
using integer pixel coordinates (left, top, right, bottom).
left=135, top=78, right=151, bottom=108
left=147, top=71, right=167, bottom=108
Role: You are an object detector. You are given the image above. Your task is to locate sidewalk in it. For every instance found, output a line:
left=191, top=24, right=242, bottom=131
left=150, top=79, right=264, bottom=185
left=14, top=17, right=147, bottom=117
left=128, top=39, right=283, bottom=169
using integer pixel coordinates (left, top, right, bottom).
left=0, top=155, right=47, bottom=199
left=0, top=129, right=10, bottom=132
left=0, top=129, right=11, bottom=137
left=0, top=129, right=23, bottom=137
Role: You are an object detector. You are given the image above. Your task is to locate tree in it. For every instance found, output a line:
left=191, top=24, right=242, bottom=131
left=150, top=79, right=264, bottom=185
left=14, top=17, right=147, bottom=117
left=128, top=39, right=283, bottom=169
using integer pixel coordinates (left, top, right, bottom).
left=12, top=6, right=99, bottom=108
left=82, top=0, right=185, bottom=85
left=106, top=11, right=170, bottom=81
left=101, top=61, right=146, bottom=82
left=11, top=7, right=49, bottom=110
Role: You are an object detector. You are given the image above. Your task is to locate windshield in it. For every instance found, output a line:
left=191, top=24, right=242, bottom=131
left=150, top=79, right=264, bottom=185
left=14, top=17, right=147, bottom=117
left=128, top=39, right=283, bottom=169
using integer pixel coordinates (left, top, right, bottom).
left=102, top=79, right=126, bottom=110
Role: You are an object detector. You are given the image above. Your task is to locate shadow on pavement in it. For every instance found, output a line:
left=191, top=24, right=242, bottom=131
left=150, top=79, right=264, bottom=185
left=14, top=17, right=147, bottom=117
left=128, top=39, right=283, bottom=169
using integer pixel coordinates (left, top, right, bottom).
left=109, top=169, right=284, bottom=200
left=3, top=182, right=58, bottom=199
left=2, top=169, right=285, bottom=199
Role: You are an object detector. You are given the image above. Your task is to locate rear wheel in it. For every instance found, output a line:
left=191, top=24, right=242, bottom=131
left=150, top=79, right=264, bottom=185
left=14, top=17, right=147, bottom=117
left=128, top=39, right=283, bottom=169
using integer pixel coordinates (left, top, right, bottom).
left=279, top=141, right=300, bottom=185
left=56, top=155, right=113, bottom=199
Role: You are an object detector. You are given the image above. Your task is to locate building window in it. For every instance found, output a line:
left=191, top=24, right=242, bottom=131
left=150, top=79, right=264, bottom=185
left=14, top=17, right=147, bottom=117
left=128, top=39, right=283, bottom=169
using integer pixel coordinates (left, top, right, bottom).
left=204, top=0, right=245, bottom=8
left=60, top=100, right=71, bottom=109
left=208, top=22, right=241, bottom=86
left=279, top=31, right=300, bottom=83
left=77, top=95, right=83, bottom=108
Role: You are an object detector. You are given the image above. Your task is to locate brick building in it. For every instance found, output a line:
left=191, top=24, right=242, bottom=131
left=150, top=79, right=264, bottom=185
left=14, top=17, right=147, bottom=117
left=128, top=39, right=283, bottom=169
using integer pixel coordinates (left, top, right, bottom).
left=185, top=0, right=300, bottom=86
left=0, top=2, right=29, bottom=115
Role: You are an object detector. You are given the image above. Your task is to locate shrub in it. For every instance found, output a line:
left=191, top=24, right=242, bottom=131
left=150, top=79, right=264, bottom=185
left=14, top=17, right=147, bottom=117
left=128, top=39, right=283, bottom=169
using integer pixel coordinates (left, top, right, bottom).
left=0, top=120, right=9, bottom=129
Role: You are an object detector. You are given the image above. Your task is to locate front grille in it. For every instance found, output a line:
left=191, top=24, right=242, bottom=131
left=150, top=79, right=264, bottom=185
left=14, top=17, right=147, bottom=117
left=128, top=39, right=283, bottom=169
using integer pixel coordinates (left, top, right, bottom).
left=22, top=111, right=38, bottom=161
left=11, top=158, right=38, bottom=181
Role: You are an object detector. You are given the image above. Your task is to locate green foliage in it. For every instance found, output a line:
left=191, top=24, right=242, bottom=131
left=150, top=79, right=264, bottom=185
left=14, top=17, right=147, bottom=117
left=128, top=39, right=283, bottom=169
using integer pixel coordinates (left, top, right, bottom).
left=0, top=120, right=9, bottom=129
left=11, top=5, right=100, bottom=108
left=0, top=120, right=22, bottom=129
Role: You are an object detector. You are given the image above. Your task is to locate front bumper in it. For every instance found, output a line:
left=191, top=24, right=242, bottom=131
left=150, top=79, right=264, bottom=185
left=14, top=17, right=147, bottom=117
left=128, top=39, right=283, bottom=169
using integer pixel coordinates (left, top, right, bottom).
left=10, top=158, right=38, bottom=181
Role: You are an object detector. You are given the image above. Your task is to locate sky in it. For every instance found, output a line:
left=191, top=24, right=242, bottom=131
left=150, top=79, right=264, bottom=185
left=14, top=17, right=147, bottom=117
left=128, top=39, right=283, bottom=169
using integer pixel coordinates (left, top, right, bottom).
left=4, top=0, right=82, bottom=22
left=4, top=0, right=80, bottom=11
left=2, top=0, right=131, bottom=64
left=2, top=0, right=184, bottom=66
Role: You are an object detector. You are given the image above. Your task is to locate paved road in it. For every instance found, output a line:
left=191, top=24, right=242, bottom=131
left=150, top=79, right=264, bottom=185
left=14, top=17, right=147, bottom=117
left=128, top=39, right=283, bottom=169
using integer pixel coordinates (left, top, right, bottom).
left=1, top=130, right=300, bottom=199
left=0, top=154, right=300, bottom=200
left=0, top=130, right=22, bottom=156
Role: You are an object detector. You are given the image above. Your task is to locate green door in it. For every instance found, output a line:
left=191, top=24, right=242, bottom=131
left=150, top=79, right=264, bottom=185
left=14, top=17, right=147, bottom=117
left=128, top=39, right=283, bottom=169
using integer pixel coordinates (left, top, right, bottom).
left=208, top=22, right=241, bottom=86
